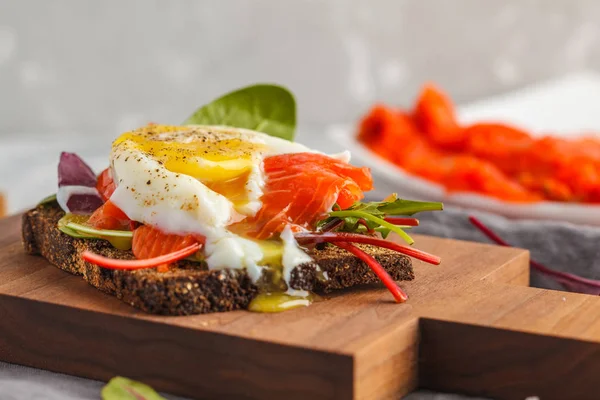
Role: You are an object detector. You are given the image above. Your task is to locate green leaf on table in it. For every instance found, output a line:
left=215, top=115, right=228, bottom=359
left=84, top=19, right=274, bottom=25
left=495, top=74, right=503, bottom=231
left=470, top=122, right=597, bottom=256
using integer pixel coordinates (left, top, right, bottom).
left=101, top=376, right=166, bottom=400
left=183, top=83, right=296, bottom=141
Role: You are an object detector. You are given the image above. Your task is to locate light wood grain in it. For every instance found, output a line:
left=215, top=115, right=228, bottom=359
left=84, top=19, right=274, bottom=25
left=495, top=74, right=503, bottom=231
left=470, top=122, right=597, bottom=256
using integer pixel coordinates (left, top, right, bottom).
left=1, top=213, right=600, bottom=399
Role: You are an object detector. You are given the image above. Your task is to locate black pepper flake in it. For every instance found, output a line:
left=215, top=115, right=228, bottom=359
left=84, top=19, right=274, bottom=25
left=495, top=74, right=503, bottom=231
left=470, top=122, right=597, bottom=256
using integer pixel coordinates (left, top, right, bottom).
left=146, top=180, right=151, bottom=185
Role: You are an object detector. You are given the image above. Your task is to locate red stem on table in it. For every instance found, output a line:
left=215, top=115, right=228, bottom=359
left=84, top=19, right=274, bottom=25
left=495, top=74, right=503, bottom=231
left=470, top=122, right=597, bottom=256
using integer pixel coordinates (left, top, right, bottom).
left=334, top=241, right=408, bottom=303
left=295, top=232, right=441, bottom=265
left=468, top=216, right=600, bottom=290
left=468, top=216, right=510, bottom=246
left=384, top=217, right=419, bottom=226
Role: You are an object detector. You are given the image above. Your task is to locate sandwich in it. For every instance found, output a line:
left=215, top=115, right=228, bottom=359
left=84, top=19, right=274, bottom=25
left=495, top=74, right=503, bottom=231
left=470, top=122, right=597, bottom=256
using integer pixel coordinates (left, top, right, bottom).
left=22, top=84, right=442, bottom=315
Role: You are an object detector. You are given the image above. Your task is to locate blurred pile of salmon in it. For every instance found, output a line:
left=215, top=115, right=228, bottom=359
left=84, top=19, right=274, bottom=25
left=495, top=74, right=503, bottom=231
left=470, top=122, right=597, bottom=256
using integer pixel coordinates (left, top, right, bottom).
left=0, top=194, right=4, bottom=218
left=357, top=84, right=600, bottom=204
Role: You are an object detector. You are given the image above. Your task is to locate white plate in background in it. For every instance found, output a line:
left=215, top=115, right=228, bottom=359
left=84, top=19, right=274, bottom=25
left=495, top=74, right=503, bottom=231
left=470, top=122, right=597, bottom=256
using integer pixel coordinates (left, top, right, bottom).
left=328, top=72, right=600, bottom=226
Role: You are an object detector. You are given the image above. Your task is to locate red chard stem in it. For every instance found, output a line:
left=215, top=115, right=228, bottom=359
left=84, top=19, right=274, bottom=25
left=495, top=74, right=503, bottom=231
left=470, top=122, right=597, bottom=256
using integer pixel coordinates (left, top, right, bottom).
left=334, top=241, right=408, bottom=302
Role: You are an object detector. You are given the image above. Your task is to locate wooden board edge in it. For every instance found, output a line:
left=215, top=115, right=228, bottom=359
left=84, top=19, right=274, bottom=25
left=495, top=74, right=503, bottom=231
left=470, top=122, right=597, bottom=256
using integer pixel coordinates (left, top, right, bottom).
left=353, top=317, right=420, bottom=400
left=418, top=318, right=600, bottom=400
left=0, top=293, right=355, bottom=400
left=480, top=248, right=530, bottom=287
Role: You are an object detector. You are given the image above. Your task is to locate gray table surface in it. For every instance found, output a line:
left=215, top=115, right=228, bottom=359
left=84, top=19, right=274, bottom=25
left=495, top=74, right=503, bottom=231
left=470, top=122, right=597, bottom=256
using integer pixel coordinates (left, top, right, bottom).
left=0, top=361, right=487, bottom=400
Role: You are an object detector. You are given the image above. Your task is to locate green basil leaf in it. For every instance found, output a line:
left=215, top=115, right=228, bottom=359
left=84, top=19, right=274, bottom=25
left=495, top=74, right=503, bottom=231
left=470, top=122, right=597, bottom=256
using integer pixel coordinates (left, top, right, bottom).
left=183, top=84, right=296, bottom=141
left=101, top=376, right=166, bottom=400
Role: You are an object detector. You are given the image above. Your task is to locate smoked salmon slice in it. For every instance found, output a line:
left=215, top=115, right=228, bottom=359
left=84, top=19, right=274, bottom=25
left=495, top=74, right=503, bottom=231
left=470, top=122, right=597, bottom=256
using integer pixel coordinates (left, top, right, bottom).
left=234, top=152, right=373, bottom=239
left=132, top=225, right=203, bottom=260
left=96, top=168, right=116, bottom=202
left=88, top=200, right=131, bottom=230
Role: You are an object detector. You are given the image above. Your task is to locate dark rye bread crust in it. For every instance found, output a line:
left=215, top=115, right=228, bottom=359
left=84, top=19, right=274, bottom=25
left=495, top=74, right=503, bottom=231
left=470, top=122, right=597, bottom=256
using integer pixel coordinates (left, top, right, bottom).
left=22, top=202, right=414, bottom=315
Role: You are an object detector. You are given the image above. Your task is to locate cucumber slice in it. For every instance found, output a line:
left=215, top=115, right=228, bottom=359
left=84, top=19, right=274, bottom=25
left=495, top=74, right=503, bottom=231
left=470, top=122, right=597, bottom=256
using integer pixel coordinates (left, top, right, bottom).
left=65, top=222, right=133, bottom=238
left=58, top=225, right=97, bottom=239
left=57, top=214, right=133, bottom=250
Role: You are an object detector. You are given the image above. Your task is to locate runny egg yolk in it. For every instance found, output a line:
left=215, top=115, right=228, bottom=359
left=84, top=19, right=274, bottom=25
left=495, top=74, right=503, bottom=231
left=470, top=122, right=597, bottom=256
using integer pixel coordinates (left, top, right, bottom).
left=112, top=125, right=267, bottom=211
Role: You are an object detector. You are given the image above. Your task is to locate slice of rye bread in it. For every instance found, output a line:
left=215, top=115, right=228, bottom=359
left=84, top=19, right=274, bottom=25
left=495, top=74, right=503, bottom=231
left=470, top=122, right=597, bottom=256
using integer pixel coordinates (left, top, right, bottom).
left=22, top=202, right=414, bottom=315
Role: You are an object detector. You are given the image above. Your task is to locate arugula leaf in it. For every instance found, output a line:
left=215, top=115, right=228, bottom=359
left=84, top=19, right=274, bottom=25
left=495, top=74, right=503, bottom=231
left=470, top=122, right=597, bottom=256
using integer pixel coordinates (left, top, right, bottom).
left=378, top=198, right=444, bottom=216
left=349, top=194, right=443, bottom=216
left=318, top=194, right=443, bottom=244
left=101, top=376, right=166, bottom=400
left=329, top=209, right=415, bottom=244
left=183, top=84, right=296, bottom=141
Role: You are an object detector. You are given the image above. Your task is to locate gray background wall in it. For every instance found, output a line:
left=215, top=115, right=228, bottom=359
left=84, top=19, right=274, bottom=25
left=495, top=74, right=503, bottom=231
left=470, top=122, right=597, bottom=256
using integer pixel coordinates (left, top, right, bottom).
left=2, top=0, right=600, bottom=137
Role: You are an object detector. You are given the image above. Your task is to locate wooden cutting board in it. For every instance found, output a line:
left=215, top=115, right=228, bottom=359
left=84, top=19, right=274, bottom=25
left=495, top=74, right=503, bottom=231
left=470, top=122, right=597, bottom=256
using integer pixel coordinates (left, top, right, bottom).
left=0, top=194, right=5, bottom=218
left=1, top=214, right=600, bottom=400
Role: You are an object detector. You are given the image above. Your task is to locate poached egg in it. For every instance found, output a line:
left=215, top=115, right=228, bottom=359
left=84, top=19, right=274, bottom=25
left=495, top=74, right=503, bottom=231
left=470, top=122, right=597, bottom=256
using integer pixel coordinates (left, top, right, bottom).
left=109, top=124, right=322, bottom=286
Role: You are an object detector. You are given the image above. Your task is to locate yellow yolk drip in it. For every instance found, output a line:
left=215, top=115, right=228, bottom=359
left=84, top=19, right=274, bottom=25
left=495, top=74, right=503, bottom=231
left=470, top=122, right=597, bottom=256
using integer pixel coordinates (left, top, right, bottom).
left=203, top=171, right=252, bottom=209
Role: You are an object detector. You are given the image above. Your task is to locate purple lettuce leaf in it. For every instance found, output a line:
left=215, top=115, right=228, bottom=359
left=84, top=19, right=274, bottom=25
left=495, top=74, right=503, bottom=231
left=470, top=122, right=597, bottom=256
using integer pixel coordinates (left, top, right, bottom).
left=55, top=152, right=104, bottom=214
left=58, top=152, right=97, bottom=187
left=65, top=192, right=104, bottom=215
